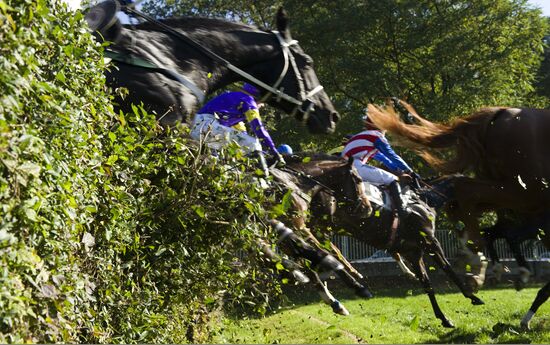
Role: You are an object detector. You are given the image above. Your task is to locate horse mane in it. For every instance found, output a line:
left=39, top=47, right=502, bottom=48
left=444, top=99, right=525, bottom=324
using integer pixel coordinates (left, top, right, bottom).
left=285, top=152, right=348, bottom=176
left=131, top=16, right=263, bottom=34
left=367, top=102, right=509, bottom=175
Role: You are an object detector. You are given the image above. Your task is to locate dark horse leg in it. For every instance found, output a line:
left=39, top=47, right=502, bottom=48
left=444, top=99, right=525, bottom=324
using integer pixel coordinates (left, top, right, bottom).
left=508, top=239, right=531, bottom=291
left=521, top=280, right=550, bottom=329
left=259, top=240, right=310, bottom=284
left=428, top=238, right=485, bottom=306
left=406, top=252, right=455, bottom=328
left=270, top=220, right=373, bottom=299
left=260, top=236, right=349, bottom=315
left=484, top=227, right=509, bottom=283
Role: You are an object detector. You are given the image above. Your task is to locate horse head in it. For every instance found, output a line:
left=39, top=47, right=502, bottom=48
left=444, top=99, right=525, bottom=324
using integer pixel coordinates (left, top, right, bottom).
left=87, top=2, right=340, bottom=132
left=250, top=8, right=340, bottom=134
left=295, top=155, right=372, bottom=219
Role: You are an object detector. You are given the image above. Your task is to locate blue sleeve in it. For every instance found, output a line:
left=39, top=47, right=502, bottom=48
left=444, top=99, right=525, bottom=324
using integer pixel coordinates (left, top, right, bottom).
left=372, top=152, right=398, bottom=171
left=374, top=137, right=412, bottom=173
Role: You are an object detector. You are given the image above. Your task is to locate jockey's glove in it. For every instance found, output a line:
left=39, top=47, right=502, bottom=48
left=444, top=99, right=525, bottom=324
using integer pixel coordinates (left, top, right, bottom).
left=275, top=154, right=286, bottom=167
left=411, top=171, right=422, bottom=181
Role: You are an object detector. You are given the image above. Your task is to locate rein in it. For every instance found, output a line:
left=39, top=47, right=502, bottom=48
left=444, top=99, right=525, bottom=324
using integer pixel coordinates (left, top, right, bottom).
left=122, top=5, right=324, bottom=121
left=280, top=165, right=361, bottom=205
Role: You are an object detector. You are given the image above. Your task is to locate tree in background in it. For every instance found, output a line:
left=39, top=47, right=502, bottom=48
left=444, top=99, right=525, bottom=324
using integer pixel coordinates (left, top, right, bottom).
left=140, top=0, right=548, bottom=153
left=535, top=19, right=550, bottom=100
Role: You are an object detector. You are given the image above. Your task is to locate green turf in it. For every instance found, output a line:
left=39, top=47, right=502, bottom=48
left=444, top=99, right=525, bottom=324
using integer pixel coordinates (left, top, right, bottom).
left=213, top=285, right=550, bottom=344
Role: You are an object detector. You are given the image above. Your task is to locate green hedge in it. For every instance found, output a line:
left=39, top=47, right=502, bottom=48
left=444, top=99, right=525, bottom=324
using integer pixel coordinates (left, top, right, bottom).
left=0, top=0, right=282, bottom=342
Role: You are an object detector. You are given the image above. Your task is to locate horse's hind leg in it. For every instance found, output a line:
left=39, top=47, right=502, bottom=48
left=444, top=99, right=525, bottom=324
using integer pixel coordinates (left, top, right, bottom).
left=407, top=253, right=455, bottom=328
left=428, top=239, right=484, bottom=306
left=521, top=280, right=550, bottom=329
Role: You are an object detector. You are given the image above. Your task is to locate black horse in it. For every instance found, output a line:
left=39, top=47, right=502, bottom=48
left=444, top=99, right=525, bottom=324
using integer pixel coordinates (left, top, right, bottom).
left=85, top=1, right=339, bottom=133
left=300, top=172, right=484, bottom=328
left=482, top=209, right=548, bottom=289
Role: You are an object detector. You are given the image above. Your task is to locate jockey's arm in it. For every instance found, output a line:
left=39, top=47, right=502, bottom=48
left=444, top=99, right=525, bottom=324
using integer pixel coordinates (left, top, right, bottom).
left=245, top=109, right=278, bottom=156
left=373, top=137, right=412, bottom=174
left=372, top=152, right=398, bottom=172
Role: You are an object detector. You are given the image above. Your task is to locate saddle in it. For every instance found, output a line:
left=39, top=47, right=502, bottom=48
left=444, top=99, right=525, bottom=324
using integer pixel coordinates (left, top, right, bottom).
left=363, top=182, right=412, bottom=213
left=84, top=0, right=123, bottom=43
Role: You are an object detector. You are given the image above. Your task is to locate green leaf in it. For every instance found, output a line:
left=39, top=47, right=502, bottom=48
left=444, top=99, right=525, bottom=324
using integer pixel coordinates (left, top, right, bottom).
left=193, top=205, right=206, bottom=218
left=55, top=71, right=66, bottom=83
left=409, top=315, right=420, bottom=331
left=25, top=208, right=38, bottom=222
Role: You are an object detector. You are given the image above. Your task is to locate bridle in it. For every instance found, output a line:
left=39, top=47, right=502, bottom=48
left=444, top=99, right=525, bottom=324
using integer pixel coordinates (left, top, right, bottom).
left=259, top=31, right=324, bottom=123
left=121, top=4, right=325, bottom=123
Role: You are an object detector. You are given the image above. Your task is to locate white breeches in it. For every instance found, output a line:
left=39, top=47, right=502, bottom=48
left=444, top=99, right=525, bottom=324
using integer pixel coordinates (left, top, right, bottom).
left=190, top=113, right=262, bottom=154
left=353, top=159, right=398, bottom=186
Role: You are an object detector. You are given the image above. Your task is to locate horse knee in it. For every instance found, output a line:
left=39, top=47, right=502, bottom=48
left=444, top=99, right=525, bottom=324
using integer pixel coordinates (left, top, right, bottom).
left=319, top=254, right=344, bottom=271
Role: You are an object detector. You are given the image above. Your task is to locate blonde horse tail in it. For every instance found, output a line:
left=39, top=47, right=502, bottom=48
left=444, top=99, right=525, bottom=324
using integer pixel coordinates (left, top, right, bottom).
left=366, top=102, right=508, bottom=174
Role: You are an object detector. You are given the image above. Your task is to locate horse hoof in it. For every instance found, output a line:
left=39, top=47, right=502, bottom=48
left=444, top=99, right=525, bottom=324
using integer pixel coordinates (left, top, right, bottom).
left=520, top=321, right=530, bottom=331
left=470, top=296, right=485, bottom=306
left=355, top=287, right=374, bottom=299
left=442, top=320, right=455, bottom=328
left=330, top=300, right=350, bottom=316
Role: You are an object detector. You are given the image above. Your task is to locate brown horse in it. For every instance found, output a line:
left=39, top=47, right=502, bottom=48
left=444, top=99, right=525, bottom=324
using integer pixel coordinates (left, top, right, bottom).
left=367, top=102, right=550, bottom=290
left=266, top=154, right=373, bottom=315
left=302, top=172, right=484, bottom=328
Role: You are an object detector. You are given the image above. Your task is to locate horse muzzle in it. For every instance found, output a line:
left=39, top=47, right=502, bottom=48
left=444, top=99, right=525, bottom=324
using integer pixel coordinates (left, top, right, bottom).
left=297, top=102, right=338, bottom=134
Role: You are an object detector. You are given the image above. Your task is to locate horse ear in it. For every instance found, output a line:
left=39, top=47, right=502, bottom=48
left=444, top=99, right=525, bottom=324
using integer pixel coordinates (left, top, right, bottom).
left=276, top=7, right=291, bottom=39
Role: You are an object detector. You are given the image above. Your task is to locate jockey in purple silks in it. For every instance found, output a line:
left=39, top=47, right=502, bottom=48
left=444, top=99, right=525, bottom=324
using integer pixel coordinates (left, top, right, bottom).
left=190, top=83, right=285, bottom=169
left=341, top=111, right=420, bottom=216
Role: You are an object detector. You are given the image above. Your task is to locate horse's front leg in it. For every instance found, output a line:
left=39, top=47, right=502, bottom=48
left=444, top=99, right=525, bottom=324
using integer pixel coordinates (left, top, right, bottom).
left=407, top=253, right=455, bottom=328
left=297, top=226, right=372, bottom=297
left=270, top=220, right=372, bottom=298
left=392, top=252, right=417, bottom=280
left=521, top=280, right=550, bottom=329
left=259, top=240, right=310, bottom=284
left=509, top=239, right=531, bottom=291
left=309, top=271, right=350, bottom=316
left=428, top=239, right=484, bottom=306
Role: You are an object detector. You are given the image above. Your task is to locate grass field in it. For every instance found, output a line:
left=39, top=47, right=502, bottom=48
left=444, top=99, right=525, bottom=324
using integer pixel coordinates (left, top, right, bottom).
left=213, top=284, right=550, bottom=344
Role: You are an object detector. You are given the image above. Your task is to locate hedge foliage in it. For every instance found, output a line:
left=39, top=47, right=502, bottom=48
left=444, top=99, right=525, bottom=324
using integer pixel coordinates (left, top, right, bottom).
left=0, top=0, right=283, bottom=342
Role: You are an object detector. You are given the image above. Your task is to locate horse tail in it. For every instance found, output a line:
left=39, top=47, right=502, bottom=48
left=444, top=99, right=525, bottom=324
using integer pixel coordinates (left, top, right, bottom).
left=367, top=102, right=508, bottom=174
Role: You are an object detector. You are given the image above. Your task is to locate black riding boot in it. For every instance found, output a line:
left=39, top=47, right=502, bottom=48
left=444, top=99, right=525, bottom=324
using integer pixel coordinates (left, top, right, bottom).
left=388, top=180, right=407, bottom=216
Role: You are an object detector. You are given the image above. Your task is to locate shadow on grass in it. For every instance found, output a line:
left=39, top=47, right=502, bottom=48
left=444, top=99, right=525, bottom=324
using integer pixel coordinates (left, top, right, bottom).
left=279, top=279, right=545, bottom=306
left=223, top=280, right=545, bottom=323
left=428, top=322, right=534, bottom=344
